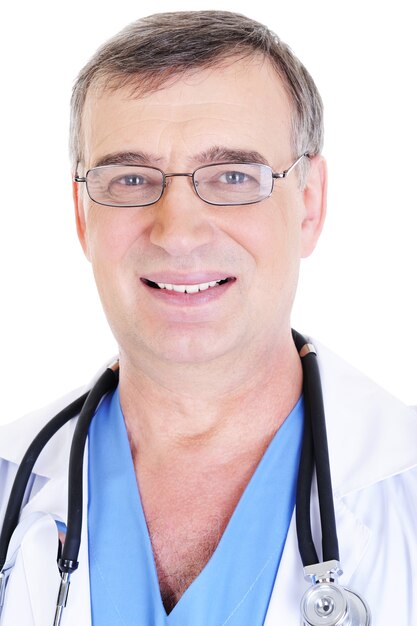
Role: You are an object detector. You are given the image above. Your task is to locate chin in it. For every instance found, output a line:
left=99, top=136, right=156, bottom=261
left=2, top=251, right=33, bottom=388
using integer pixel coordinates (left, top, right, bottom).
left=153, top=334, right=236, bottom=365
left=120, top=322, right=240, bottom=367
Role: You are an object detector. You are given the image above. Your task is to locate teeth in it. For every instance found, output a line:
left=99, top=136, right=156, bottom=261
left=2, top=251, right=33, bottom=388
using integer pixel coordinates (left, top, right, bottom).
left=156, top=279, right=227, bottom=293
left=184, top=284, right=200, bottom=294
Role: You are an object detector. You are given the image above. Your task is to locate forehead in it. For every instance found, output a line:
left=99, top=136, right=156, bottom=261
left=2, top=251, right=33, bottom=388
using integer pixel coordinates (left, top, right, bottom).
left=82, top=56, right=293, bottom=169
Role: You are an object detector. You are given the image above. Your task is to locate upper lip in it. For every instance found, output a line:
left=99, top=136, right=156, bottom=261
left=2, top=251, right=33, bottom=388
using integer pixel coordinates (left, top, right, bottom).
left=141, top=272, right=236, bottom=285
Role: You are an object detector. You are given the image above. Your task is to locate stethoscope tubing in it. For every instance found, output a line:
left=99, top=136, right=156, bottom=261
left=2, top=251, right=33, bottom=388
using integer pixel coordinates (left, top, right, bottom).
left=292, top=329, right=339, bottom=565
left=303, top=347, right=339, bottom=563
left=0, top=391, right=89, bottom=572
left=0, top=333, right=349, bottom=625
left=59, top=366, right=119, bottom=573
left=295, top=372, right=318, bottom=565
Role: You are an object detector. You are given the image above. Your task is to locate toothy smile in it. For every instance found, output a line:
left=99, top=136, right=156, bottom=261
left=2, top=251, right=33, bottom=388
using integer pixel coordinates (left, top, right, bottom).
left=142, top=277, right=234, bottom=294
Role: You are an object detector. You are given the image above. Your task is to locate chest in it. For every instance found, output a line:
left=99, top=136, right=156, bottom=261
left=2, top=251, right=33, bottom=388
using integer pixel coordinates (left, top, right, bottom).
left=137, top=463, right=255, bottom=612
left=147, top=509, right=227, bottom=612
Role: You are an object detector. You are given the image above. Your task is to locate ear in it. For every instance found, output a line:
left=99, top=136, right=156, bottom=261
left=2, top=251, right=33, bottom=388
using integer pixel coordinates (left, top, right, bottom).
left=72, top=176, right=91, bottom=261
left=300, top=155, right=327, bottom=258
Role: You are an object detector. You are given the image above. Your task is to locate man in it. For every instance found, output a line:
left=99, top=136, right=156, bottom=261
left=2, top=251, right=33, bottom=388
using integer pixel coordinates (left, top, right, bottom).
left=0, top=10, right=416, bottom=626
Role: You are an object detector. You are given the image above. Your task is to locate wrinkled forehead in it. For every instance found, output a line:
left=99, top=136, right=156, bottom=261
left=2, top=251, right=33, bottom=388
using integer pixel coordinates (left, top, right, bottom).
left=80, top=57, right=294, bottom=170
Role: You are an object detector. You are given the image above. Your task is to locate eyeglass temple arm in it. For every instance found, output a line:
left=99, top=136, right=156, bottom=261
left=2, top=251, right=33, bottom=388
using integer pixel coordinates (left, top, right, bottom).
left=74, top=161, right=85, bottom=182
left=273, top=152, right=310, bottom=179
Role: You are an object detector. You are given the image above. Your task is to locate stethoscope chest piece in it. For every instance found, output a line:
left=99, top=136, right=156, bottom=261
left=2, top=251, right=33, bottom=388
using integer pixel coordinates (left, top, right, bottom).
left=301, top=583, right=370, bottom=626
left=301, top=561, right=371, bottom=626
left=302, top=582, right=347, bottom=625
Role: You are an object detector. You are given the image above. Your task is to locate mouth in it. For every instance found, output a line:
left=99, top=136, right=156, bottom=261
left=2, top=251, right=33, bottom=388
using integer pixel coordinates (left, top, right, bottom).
left=141, top=276, right=235, bottom=294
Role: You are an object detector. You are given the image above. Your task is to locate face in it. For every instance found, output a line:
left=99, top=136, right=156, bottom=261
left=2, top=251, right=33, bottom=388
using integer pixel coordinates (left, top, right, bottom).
left=75, top=56, right=326, bottom=368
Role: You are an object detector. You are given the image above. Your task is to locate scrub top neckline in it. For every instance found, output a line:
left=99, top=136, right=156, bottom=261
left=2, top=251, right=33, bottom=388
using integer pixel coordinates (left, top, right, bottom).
left=88, top=387, right=304, bottom=626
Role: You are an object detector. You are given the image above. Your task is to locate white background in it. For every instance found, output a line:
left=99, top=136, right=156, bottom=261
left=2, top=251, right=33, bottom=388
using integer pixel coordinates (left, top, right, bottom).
left=0, top=0, right=415, bottom=424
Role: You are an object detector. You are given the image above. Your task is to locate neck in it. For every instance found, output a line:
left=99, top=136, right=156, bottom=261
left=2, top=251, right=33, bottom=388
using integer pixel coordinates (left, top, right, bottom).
left=118, top=331, right=303, bottom=465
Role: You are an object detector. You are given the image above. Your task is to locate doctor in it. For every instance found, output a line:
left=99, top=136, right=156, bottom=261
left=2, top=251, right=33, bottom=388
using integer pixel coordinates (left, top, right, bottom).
left=1, top=10, right=417, bottom=626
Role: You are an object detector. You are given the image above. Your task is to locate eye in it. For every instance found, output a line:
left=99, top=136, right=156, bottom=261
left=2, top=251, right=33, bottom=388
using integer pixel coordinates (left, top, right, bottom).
left=219, top=170, right=249, bottom=185
left=116, top=174, right=146, bottom=186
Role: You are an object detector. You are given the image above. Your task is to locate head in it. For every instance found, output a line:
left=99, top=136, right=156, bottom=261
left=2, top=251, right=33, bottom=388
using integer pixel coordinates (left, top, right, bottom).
left=70, top=11, right=323, bottom=183
left=71, top=11, right=327, bottom=371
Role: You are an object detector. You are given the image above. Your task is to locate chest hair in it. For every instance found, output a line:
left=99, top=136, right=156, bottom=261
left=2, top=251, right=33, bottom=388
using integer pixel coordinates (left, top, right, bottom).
left=148, top=512, right=226, bottom=613
left=141, top=462, right=254, bottom=614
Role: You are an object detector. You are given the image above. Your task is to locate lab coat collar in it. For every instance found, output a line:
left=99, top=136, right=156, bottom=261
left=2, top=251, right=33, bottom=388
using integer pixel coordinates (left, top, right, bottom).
left=0, top=357, right=115, bottom=478
left=0, top=388, right=85, bottom=479
left=314, top=340, right=417, bottom=496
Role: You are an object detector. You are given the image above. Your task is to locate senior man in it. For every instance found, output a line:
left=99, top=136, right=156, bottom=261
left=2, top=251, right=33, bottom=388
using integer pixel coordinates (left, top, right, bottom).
left=0, top=10, right=416, bottom=626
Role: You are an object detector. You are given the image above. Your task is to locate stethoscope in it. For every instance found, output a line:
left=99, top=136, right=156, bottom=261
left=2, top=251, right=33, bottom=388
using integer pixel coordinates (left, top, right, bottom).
left=0, top=331, right=371, bottom=626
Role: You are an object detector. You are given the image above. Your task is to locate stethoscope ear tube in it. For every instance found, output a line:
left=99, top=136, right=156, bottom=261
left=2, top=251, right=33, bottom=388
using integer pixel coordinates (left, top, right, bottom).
left=292, top=329, right=339, bottom=565
left=295, top=379, right=318, bottom=565
left=54, top=365, right=119, bottom=626
left=304, top=350, right=339, bottom=563
left=0, top=391, right=89, bottom=572
left=59, top=366, right=119, bottom=572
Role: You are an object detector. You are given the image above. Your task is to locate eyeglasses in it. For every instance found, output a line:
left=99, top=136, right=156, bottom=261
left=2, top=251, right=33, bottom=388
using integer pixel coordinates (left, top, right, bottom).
left=74, top=153, right=308, bottom=208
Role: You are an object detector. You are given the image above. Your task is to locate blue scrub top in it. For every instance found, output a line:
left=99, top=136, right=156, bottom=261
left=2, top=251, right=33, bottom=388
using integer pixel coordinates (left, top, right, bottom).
left=88, top=388, right=303, bottom=626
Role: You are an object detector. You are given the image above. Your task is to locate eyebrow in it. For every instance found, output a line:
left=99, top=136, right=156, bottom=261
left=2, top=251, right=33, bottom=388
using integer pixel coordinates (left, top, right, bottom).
left=192, top=146, right=270, bottom=166
left=92, top=145, right=270, bottom=169
left=93, top=151, right=161, bottom=168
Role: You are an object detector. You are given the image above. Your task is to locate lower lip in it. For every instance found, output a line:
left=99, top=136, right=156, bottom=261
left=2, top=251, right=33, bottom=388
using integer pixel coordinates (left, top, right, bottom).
left=141, top=279, right=236, bottom=306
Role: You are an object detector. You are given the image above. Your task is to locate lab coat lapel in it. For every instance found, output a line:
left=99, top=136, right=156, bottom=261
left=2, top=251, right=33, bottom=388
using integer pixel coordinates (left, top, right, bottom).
left=17, top=479, right=92, bottom=626
left=1, top=514, right=60, bottom=626
left=6, top=428, right=92, bottom=626
left=10, top=509, right=92, bottom=626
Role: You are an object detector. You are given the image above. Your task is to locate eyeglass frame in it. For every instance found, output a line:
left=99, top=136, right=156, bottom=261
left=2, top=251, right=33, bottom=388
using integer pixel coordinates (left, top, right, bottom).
left=74, top=152, right=310, bottom=208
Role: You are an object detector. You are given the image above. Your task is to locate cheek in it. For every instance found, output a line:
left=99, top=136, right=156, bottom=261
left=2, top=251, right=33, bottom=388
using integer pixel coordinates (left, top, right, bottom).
left=234, top=200, right=301, bottom=274
left=85, top=208, right=149, bottom=330
left=86, top=206, right=144, bottom=267
left=243, top=198, right=303, bottom=316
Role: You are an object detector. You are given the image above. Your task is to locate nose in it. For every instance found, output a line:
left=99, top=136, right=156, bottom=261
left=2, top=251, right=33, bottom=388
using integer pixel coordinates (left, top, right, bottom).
left=149, top=176, right=215, bottom=256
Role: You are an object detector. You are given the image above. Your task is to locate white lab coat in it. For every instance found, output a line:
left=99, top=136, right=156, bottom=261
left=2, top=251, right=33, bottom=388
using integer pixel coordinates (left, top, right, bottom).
left=0, top=341, right=417, bottom=626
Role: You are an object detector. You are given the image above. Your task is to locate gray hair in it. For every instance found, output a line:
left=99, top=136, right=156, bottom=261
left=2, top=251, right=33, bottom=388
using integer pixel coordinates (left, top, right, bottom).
left=70, top=11, right=323, bottom=183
